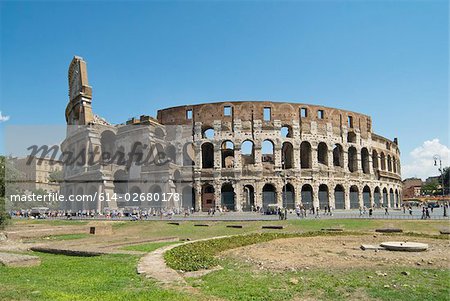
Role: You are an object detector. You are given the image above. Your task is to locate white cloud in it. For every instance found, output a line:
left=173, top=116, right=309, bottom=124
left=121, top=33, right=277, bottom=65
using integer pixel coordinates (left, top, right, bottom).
left=402, top=139, right=450, bottom=180
left=0, top=111, right=10, bottom=122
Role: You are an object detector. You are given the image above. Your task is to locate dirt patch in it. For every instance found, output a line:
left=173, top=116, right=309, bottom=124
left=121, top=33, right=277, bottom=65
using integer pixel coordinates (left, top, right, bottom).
left=222, top=235, right=450, bottom=270
left=0, top=252, right=41, bottom=267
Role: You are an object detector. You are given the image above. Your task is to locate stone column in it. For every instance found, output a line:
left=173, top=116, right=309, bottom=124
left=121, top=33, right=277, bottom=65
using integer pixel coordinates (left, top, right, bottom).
left=194, top=181, right=202, bottom=212
left=329, top=187, right=336, bottom=209
left=234, top=182, right=242, bottom=211
left=358, top=189, right=364, bottom=208
left=274, top=145, right=282, bottom=169
left=344, top=185, right=350, bottom=210
left=276, top=181, right=283, bottom=207
left=312, top=185, right=319, bottom=209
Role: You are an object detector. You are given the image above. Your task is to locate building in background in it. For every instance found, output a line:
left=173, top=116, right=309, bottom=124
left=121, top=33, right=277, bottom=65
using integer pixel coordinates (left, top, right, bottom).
left=11, top=156, right=63, bottom=193
left=402, top=178, right=423, bottom=199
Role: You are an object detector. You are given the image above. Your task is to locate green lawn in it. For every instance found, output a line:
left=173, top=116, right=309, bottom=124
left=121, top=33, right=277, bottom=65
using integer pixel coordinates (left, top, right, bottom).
left=0, top=252, right=200, bottom=301
left=191, top=259, right=450, bottom=301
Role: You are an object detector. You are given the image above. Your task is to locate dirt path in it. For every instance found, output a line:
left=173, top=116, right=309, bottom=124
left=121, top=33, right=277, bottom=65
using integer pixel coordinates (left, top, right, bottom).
left=223, top=235, right=450, bottom=271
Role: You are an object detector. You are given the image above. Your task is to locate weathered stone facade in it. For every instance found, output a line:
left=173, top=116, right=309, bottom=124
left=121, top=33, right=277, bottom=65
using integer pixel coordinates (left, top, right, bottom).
left=61, top=56, right=402, bottom=212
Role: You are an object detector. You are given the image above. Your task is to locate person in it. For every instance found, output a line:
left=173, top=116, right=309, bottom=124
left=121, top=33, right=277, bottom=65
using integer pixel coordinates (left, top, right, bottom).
left=384, top=207, right=389, bottom=215
left=284, top=207, right=288, bottom=220
left=421, top=207, right=426, bottom=219
left=426, top=207, right=430, bottom=219
left=315, top=207, right=320, bottom=218
left=409, top=206, right=413, bottom=216
left=369, top=208, right=373, bottom=217
left=295, top=205, right=301, bottom=218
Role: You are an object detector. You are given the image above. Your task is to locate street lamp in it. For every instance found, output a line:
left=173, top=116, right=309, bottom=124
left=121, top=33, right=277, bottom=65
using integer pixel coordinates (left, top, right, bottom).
left=433, top=154, right=447, bottom=217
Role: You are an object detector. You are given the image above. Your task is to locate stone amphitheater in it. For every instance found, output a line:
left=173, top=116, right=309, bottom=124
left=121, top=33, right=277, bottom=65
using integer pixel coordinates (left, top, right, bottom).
left=61, top=56, right=402, bottom=212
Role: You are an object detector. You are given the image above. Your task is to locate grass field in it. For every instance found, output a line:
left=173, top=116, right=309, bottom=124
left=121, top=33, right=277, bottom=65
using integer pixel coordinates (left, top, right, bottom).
left=1, top=218, right=449, bottom=301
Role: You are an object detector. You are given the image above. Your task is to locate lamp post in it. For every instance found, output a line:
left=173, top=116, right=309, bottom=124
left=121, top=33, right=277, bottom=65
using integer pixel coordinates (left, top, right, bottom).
left=433, top=154, right=447, bottom=217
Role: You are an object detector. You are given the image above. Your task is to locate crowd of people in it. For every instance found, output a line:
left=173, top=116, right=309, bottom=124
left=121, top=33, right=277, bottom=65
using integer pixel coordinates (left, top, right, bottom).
left=7, top=202, right=448, bottom=220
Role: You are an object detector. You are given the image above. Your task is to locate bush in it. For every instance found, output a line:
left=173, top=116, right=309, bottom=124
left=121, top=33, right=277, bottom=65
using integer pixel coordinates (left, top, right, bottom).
left=0, top=199, right=10, bottom=230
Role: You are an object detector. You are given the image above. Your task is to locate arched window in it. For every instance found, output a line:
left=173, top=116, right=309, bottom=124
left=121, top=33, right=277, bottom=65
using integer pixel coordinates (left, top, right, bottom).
left=348, top=147, right=357, bottom=173
left=361, top=148, right=370, bottom=174
left=202, top=127, right=215, bottom=139
left=333, top=144, right=344, bottom=167
left=262, top=140, right=275, bottom=163
left=300, top=141, right=312, bottom=169
left=282, top=142, right=293, bottom=169
left=372, top=150, right=379, bottom=170
left=241, top=140, right=255, bottom=165
left=201, top=142, right=214, bottom=168
left=280, top=125, right=293, bottom=138
left=221, top=141, right=235, bottom=168
left=317, top=142, right=328, bottom=166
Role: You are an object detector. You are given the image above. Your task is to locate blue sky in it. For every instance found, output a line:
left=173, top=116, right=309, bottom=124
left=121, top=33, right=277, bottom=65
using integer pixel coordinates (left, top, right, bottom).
left=1, top=0, right=448, bottom=179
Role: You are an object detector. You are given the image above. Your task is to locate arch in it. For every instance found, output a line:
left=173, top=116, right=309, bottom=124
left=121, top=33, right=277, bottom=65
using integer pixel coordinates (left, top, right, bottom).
left=334, top=184, right=345, bottom=209
left=282, top=142, right=294, bottom=169
left=183, top=142, right=195, bottom=166
left=280, top=125, right=293, bottom=138
left=361, top=148, right=370, bottom=174
left=243, top=184, right=255, bottom=211
left=129, top=186, right=142, bottom=207
left=387, top=155, right=392, bottom=172
left=221, top=140, right=235, bottom=168
left=221, top=183, right=235, bottom=211
left=380, top=152, right=386, bottom=170
left=372, top=150, right=379, bottom=170
left=333, top=144, right=344, bottom=167
left=382, top=187, right=388, bottom=207
left=282, top=183, right=295, bottom=209
left=154, top=127, right=165, bottom=139
left=348, top=147, right=358, bottom=173
left=182, top=186, right=196, bottom=210
left=317, top=142, right=328, bottom=166
left=389, top=188, right=395, bottom=208
left=201, top=142, right=214, bottom=168
left=318, top=184, right=329, bottom=209
left=393, top=157, right=397, bottom=173
left=165, top=144, right=176, bottom=163
left=349, top=185, right=359, bottom=209
left=347, top=131, right=357, bottom=143
left=149, top=185, right=163, bottom=209
left=262, top=184, right=276, bottom=209
left=100, top=130, right=116, bottom=161
left=395, top=189, right=399, bottom=207
left=113, top=170, right=128, bottom=194
left=363, top=185, right=371, bottom=208
left=300, top=141, right=312, bottom=169
left=301, top=184, right=313, bottom=209
left=262, top=140, right=275, bottom=163
left=202, top=127, right=215, bottom=139
left=374, top=187, right=381, bottom=207
left=241, top=140, right=255, bottom=165
left=201, top=184, right=215, bottom=212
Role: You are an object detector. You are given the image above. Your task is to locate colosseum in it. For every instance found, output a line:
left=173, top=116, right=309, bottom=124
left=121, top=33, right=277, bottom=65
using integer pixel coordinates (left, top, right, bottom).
left=60, top=56, right=403, bottom=212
